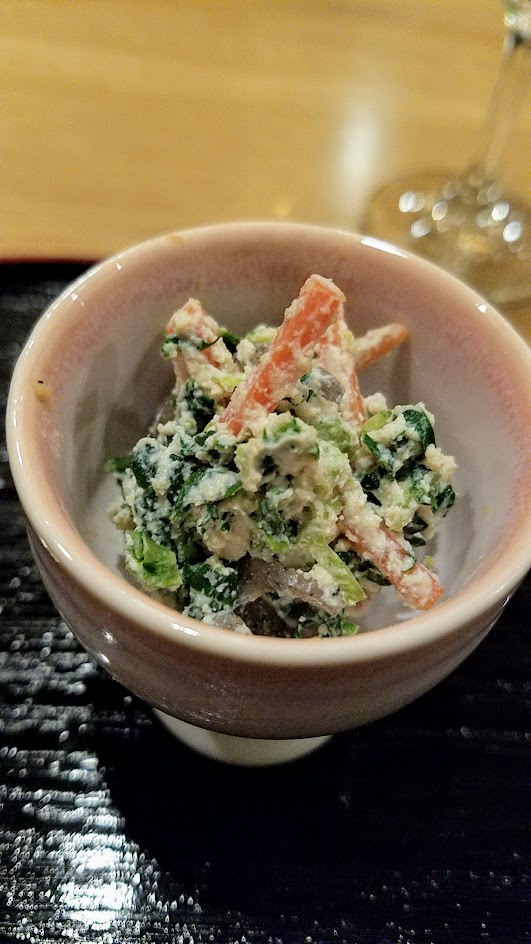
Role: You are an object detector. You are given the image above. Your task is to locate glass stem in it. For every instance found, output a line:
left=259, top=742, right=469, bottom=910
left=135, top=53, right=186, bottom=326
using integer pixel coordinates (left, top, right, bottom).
left=469, top=22, right=531, bottom=184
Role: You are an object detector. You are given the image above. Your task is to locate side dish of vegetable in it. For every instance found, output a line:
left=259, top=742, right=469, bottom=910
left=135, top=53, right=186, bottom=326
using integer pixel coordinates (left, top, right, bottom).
left=107, top=276, right=456, bottom=637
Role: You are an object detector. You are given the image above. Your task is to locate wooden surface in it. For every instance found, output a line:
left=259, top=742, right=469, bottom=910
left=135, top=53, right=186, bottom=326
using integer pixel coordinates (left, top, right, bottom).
left=1, top=0, right=529, bottom=327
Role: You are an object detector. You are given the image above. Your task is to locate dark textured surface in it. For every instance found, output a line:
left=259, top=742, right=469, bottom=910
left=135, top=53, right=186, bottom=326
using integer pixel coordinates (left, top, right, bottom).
left=0, top=264, right=529, bottom=944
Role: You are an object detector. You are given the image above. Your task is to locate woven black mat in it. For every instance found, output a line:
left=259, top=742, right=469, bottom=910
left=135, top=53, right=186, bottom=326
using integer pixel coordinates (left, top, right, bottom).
left=0, top=264, right=529, bottom=944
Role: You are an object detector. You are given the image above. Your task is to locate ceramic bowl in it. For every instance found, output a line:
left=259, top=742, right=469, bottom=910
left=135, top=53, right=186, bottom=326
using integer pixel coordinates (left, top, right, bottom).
left=7, top=222, right=531, bottom=764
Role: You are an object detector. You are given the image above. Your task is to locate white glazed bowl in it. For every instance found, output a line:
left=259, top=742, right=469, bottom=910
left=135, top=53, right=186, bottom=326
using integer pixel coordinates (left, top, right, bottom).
left=7, top=223, right=531, bottom=758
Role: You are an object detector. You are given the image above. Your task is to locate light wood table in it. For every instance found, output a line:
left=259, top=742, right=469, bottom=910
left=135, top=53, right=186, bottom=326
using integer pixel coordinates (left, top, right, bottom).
left=1, top=1, right=529, bottom=332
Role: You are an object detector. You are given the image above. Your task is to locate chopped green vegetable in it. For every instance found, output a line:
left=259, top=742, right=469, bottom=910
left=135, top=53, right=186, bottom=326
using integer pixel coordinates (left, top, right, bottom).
left=435, top=484, right=456, bottom=515
left=183, top=381, right=215, bottom=432
left=362, top=410, right=392, bottom=433
left=176, top=467, right=241, bottom=512
left=316, top=417, right=355, bottom=455
left=336, top=548, right=391, bottom=586
left=257, top=488, right=298, bottom=555
left=221, top=329, right=240, bottom=353
left=403, top=512, right=429, bottom=547
left=161, top=334, right=213, bottom=357
left=130, top=441, right=160, bottom=490
left=183, top=559, right=238, bottom=611
left=300, top=527, right=366, bottom=604
left=127, top=528, right=181, bottom=590
left=262, top=414, right=303, bottom=442
left=105, top=454, right=133, bottom=473
left=296, top=610, right=359, bottom=638
left=402, top=408, right=435, bottom=452
left=361, top=431, right=395, bottom=473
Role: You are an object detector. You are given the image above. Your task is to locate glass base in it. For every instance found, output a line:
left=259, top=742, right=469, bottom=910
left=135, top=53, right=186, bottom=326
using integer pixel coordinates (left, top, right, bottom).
left=363, top=170, right=531, bottom=312
left=153, top=710, right=332, bottom=766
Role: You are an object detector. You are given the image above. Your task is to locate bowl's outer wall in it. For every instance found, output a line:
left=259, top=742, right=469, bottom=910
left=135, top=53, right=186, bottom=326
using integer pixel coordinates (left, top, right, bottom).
left=29, top=521, right=502, bottom=739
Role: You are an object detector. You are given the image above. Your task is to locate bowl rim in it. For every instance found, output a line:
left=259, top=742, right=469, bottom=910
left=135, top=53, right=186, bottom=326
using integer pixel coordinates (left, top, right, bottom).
left=6, top=221, right=531, bottom=668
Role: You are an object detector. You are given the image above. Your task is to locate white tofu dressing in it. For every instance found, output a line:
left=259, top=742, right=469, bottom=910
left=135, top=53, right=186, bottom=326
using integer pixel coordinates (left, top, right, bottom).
left=107, top=284, right=457, bottom=638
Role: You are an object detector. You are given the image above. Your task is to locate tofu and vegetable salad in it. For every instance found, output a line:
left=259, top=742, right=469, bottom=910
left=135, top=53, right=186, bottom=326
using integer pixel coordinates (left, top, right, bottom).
left=107, top=275, right=456, bottom=638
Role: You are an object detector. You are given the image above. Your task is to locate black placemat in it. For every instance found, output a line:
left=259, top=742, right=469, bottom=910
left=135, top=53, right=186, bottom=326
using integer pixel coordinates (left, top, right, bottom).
left=0, top=264, right=529, bottom=944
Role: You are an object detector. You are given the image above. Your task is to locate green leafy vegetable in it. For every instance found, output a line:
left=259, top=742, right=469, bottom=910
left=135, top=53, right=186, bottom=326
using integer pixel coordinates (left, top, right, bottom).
left=336, top=549, right=391, bottom=586
left=105, top=454, right=133, bottom=473
left=128, top=528, right=181, bottom=590
left=166, top=457, right=198, bottom=509
left=262, top=415, right=303, bottom=443
left=403, top=512, right=429, bottom=545
left=316, top=417, right=355, bottom=455
left=435, top=484, right=456, bottom=515
left=175, top=467, right=241, bottom=513
left=183, top=381, right=215, bottom=433
left=299, top=529, right=366, bottom=604
left=220, top=329, right=240, bottom=353
left=296, top=610, right=359, bottom=638
left=362, top=410, right=392, bottom=433
left=161, top=334, right=214, bottom=357
left=402, top=408, right=435, bottom=452
left=361, top=407, right=436, bottom=478
left=360, top=432, right=395, bottom=473
left=183, top=560, right=238, bottom=611
left=130, top=442, right=159, bottom=490
left=257, top=489, right=298, bottom=554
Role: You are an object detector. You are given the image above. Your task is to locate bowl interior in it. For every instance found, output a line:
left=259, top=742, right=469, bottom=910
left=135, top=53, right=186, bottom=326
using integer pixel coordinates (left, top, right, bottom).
left=11, top=224, right=531, bottom=636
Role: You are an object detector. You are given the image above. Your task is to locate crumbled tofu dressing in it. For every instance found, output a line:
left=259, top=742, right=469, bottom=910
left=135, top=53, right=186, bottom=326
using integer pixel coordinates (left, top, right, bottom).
left=107, top=292, right=457, bottom=638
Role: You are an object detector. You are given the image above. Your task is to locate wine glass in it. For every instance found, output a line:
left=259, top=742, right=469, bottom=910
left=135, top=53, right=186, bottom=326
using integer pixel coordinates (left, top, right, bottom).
left=363, top=0, right=531, bottom=312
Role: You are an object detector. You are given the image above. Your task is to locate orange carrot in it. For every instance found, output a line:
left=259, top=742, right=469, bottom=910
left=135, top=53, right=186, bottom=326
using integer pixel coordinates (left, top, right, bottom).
left=220, top=275, right=345, bottom=437
left=341, top=523, right=443, bottom=610
left=354, top=323, right=409, bottom=372
left=315, top=321, right=365, bottom=428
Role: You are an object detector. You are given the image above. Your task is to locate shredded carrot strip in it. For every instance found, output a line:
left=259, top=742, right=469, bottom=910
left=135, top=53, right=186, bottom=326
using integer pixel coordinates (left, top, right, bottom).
left=354, top=323, right=409, bottom=372
left=220, top=274, right=345, bottom=437
left=316, top=321, right=365, bottom=428
left=341, top=523, right=444, bottom=610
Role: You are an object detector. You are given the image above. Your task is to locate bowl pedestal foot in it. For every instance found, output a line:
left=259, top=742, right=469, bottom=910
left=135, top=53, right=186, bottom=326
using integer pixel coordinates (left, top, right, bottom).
left=154, top=709, right=331, bottom=766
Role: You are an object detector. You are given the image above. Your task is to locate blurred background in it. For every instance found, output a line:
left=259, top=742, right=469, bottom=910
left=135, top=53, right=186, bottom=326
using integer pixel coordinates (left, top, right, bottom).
left=2, top=1, right=529, bottom=265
